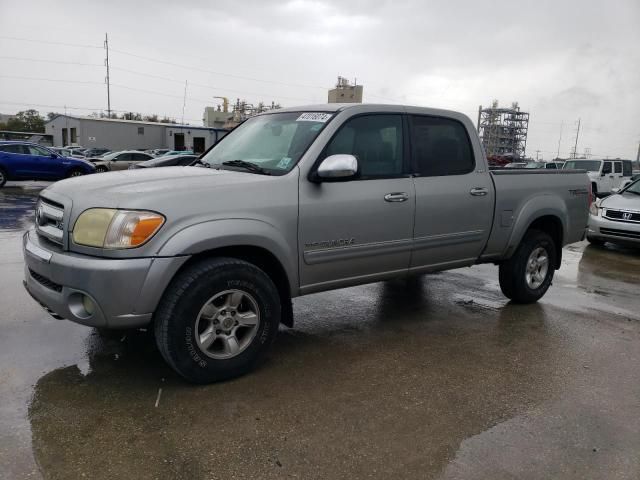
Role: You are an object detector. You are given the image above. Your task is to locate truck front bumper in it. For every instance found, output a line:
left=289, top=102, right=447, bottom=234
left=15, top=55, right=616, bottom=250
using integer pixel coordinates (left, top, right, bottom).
left=587, top=213, right=640, bottom=246
left=22, top=230, right=189, bottom=329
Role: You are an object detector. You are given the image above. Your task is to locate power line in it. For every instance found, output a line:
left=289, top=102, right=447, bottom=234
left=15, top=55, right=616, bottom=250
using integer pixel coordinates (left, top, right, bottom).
left=109, top=46, right=328, bottom=91
left=0, top=35, right=102, bottom=49
left=110, top=66, right=318, bottom=103
left=0, top=56, right=103, bottom=67
left=0, top=74, right=104, bottom=85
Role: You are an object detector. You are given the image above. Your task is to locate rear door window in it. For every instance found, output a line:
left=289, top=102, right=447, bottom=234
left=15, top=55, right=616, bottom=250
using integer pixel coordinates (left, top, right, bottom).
left=614, top=162, right=622, bottom=174
left=0, top=144, right=28, bottom=154
left=409, top=115, right=475, bottom=176
left=622, top=161, right=632, bottom=177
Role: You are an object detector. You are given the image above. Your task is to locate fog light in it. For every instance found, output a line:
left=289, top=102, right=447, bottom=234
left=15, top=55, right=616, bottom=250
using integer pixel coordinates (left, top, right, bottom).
left=82, top=295, right=95, bottom=315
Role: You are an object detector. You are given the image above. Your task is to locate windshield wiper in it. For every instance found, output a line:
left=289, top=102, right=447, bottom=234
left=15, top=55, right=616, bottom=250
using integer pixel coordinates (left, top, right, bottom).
left=191, top=158, right=210, bottom=168
left=221, top=160, right=271, bottom=175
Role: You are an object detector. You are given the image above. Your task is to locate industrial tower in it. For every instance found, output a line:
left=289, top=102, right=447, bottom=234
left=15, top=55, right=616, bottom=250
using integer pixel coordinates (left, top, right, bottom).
left=477, top=101, right=529, bottom=162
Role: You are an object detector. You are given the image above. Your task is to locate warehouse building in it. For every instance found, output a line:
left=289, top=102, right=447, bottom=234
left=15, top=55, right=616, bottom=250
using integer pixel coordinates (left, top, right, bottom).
left=45, top=115, right=228, bottom=153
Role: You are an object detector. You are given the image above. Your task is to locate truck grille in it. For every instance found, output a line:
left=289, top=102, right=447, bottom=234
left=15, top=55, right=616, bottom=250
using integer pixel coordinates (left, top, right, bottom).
left=604, top=209, right=640, bottom=223
left=599, top=227, right=640, bottom=240
left=35, top=198, right=65, bottom=245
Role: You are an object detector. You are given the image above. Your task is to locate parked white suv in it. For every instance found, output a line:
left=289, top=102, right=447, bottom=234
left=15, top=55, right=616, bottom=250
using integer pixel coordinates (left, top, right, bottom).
left=564, top=159, right=634, bottom=197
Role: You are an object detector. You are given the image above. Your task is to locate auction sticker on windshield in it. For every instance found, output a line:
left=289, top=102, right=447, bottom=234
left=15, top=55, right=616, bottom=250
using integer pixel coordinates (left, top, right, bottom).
left=296, top=113, right=332, bottom=122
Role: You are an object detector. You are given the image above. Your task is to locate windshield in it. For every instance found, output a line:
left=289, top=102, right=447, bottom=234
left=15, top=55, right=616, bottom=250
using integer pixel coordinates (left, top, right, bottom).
left=563, top=160, right=601, bottom=172
left=199, top=111, right=332, bottom=174
left=623, top=178, right=640, bottom=195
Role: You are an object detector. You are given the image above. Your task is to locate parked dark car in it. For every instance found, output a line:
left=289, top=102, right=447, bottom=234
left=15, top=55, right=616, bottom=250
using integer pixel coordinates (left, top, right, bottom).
left=83, top=147, right=111, bottom=158
left=0, top=141, right=95, bottom=187
left=128, top=154, right=198, bottom=169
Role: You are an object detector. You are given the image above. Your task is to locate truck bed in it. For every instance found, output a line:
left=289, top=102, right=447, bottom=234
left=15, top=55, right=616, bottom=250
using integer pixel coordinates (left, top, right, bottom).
left=481, top=169, right=590, bottom=261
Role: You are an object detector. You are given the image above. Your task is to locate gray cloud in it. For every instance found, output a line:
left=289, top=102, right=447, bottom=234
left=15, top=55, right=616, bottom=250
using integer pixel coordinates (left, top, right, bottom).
left=0, top=0, right=638, bottom=158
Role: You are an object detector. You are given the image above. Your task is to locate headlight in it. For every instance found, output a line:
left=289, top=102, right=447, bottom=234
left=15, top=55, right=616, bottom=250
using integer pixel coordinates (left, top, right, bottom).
left=73, top=208, right=165, bottom=249
left=589, top=202, right=600, bottom=216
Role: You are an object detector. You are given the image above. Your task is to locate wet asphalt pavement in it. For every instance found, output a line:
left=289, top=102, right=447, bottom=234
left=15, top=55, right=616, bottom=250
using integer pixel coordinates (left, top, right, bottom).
left=1, top=182, right=639, bottom=480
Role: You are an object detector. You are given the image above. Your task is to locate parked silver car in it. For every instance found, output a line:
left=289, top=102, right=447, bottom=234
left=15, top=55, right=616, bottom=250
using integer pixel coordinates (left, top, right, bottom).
left=587, top=177, right=640, bottom=246
left=92, top=150, right=154, bottom=172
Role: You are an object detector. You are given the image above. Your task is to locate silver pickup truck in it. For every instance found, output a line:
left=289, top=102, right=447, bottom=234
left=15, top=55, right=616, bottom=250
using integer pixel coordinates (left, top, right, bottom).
left=23, top=104, right=590, bottom=383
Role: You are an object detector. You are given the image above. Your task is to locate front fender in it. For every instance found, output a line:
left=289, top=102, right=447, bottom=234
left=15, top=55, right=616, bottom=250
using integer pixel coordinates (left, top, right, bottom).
left=505, top=195, right=568, bottom=258
left=156, top=218, right=298, bottom=294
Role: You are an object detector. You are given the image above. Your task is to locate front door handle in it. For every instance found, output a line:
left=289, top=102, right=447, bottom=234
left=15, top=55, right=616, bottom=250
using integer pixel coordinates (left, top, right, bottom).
left=384, top=192, right=409, bottom=202
left=470, top=187, right=489, bottom=196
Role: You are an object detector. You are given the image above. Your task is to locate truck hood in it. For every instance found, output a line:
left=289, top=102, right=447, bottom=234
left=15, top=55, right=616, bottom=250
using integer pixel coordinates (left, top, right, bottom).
left=45, top=166, right=274, bottom=207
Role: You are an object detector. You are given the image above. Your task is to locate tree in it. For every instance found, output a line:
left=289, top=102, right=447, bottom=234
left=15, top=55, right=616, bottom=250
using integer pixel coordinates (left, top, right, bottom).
left=5, top=110, right=45, bottom=133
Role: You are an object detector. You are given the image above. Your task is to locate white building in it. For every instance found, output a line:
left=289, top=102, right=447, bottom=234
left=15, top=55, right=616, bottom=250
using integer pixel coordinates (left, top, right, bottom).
left=45, top=115, right=228, bottom=153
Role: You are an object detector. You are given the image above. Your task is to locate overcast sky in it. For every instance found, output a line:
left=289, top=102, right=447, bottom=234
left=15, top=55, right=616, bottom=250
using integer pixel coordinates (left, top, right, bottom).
left=0, top=0, right=638, bottom=159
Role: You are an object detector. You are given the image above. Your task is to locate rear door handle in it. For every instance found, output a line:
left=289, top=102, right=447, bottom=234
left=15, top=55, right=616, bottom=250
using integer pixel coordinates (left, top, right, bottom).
left=384, top=192, right=409, bottom=202
left=470, top=187, right=489, bottom=196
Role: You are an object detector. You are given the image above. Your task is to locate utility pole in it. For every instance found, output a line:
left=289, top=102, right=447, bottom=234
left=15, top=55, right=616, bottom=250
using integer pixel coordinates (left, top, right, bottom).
left=181, top=80, right=188, bottom=125
left=572, top=118, right=581, bottom=159
left=535, top=150, right=541, bottom=161
left=556, top=121, right=563, bottom=159
left=104, top=33, right=111, bottom=118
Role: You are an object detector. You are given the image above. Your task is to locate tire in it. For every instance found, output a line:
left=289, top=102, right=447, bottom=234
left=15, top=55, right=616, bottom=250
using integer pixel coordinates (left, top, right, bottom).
left=0, top=168, right=7, bottom=187
left=154, top=257, right=281, bottom=384
left=95, top=166, right=108, bottom=173
left=586, top=235, right=605, bottom=246
left=498, top=229, right=556, bottom=304
left=67, top=168, right=84, bottom=178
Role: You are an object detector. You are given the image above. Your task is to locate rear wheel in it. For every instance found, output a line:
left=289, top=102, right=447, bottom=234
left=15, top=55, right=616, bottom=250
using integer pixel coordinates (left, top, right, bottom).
left=499, top=230, right=556, bottom=304
left=154, top=257, right=281, bottom=383
left=0, top=168, right=7, bottom=187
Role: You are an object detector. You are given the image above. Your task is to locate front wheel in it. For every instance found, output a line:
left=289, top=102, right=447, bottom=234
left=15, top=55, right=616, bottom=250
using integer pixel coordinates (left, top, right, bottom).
left=67, top=168, right=84, bottom=178
left=95, top=165, right=108, bottom=173
left=154, top=257, right=281, bottom=383
left=499, top=230, right=556, bottom=304
left=0, top=168, right=7, bottom=187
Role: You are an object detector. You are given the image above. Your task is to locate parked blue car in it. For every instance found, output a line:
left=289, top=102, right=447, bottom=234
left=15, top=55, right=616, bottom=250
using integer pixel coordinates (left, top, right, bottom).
left=0, top=141, right=95, bottom=187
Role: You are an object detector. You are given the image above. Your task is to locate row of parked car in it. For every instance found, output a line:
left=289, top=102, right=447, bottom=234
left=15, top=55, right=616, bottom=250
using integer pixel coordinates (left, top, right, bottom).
left=0, top=141, right=199, bottom=187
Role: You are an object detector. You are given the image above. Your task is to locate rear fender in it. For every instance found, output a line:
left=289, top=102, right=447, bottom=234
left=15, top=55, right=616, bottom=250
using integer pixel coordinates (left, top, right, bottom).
left=505, top=196, right=568, bottom=261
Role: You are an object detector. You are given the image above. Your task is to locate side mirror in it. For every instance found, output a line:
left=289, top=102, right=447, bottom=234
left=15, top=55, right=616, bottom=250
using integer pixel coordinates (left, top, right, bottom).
left=314, top=154, right=358, bottom=181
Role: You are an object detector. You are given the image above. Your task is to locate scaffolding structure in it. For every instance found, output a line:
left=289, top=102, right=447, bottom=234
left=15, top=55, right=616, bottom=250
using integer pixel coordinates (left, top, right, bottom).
left=477, top=100, right=529, bottom=161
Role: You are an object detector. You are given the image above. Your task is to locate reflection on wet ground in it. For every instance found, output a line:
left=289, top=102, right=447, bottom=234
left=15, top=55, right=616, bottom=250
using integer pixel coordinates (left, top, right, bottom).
left=1, top=183, right=639, bottom=479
